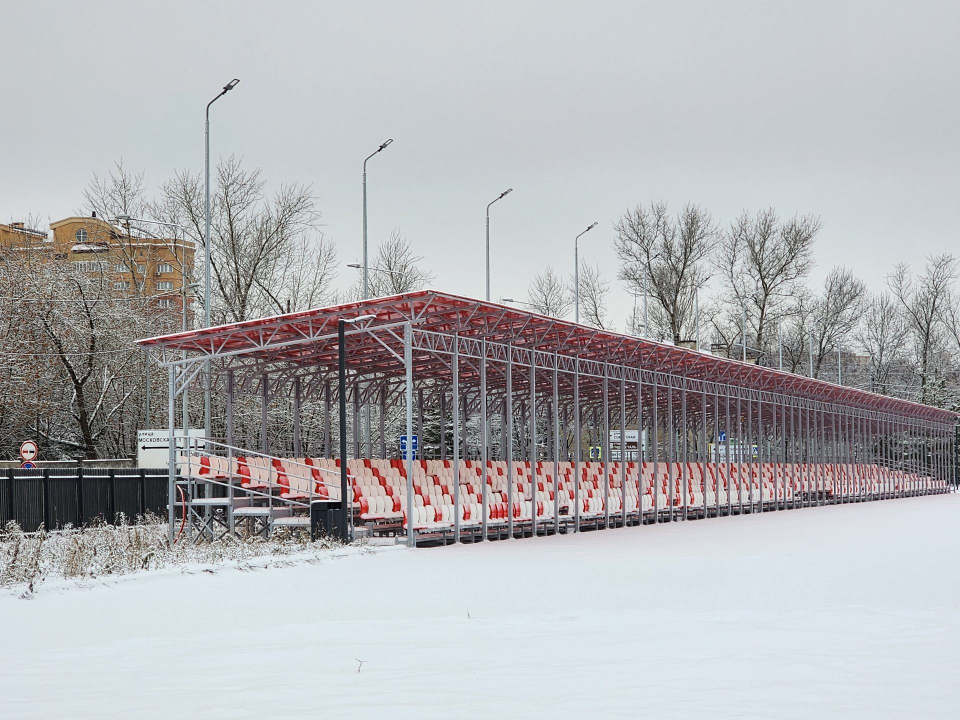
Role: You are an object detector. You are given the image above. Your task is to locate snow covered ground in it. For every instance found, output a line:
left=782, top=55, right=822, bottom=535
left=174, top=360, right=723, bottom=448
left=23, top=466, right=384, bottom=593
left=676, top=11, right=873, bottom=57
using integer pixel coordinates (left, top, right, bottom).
left=3, top=495, right=959, bottom=719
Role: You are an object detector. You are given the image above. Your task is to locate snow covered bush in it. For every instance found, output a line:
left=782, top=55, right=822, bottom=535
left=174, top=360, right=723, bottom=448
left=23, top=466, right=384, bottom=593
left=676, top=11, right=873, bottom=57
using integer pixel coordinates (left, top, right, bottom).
left=0, top=515, right=341, bottom=596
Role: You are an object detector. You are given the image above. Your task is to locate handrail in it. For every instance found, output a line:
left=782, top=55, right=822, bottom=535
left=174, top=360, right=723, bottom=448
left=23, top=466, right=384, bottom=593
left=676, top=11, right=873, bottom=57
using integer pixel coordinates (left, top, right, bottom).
left=179, top=438, right=361, bottom=535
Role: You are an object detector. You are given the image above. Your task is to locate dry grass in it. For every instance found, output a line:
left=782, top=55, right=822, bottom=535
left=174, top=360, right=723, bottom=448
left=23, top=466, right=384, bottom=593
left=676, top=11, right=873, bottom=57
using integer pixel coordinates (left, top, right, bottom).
left=0, top=515, right=342, bottom=597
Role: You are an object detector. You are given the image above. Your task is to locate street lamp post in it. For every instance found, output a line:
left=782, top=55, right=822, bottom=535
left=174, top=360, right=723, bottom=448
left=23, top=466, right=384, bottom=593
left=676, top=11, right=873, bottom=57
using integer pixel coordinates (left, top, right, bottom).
left=362, top=139, right=393, bottom=300
left=485, top=189, right=513, bottom=302
left=574, top=222, right=598, bottom=324
left=204, top=78, right=239, bottom=444
left=337, top=313, right=376, bottom=542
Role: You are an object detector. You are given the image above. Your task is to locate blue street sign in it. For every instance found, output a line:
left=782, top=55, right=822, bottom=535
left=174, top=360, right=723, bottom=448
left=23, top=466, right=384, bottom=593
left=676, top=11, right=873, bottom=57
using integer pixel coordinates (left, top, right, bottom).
left=718, top=431, right=727, bottom=443
left=399, top=435, right=419, bottom=460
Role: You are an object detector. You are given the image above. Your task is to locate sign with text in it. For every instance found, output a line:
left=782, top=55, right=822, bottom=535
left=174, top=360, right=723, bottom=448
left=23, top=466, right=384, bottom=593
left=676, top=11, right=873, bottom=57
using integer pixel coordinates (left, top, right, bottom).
left=137, top=429, right=205, bottom=468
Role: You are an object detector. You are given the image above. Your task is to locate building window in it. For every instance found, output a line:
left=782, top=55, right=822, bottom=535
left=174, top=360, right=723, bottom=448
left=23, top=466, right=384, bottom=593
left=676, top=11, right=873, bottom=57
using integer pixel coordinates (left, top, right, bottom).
left=137, top=264, right=146, bottom=274
left=158, top=299, right=173, bottom=309
left=156, top=263, right=173, bottom=274
left=73, top=260, right=105, bottom=273
left=114, top=263, right=127, bottom=272
left=75, top=228, right=88, bottom=243
left=156, top=281, right=174, bottom=291
left=113, top=281, right=130, bottom=291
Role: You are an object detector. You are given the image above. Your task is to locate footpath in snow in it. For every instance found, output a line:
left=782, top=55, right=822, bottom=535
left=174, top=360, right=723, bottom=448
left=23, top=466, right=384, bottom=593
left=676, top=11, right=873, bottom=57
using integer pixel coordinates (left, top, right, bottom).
left=2, top=495, right=959, bottom=719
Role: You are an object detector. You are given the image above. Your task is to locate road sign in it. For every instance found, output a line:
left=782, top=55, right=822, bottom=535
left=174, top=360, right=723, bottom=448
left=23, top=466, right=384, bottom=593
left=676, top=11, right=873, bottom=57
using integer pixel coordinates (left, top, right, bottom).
left=19, top=441, right=38, bottom=463
left=136, top=429, right=205, bottom=468
left=589, top=445, right=602, bottom=460
left=399, top=435, right=418, bottom=460
left=718, top=431, right=727, bottom=443
left=19, top=461, right=36, bottom=470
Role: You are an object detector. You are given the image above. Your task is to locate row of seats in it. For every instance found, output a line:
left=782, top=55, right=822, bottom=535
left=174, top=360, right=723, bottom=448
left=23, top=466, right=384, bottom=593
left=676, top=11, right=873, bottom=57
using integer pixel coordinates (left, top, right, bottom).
left=180, top=455, right=948, bottom=531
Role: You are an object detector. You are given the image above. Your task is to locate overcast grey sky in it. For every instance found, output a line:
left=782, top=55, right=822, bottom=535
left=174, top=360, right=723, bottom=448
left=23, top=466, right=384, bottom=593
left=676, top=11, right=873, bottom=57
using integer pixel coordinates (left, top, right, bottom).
left=3, top=0, right=958, bottom=325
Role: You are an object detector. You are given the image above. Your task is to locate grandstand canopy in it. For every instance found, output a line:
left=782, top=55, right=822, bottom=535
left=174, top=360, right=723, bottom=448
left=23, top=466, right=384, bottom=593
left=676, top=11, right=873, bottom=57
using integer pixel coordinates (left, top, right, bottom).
left=139, top=290, right=955, bottom=423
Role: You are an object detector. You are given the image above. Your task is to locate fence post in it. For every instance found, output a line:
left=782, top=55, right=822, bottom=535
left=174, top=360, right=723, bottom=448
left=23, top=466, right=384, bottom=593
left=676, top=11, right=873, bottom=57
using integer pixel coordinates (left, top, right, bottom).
left=77, top=467, right=85, bottom=528
left=109, top=468, right=117, bottom=524
left=42, top=469, right=51, bottom=531
left=4, top=469, right=12, bottom=526
left=139, top=468, right=146, bottom=517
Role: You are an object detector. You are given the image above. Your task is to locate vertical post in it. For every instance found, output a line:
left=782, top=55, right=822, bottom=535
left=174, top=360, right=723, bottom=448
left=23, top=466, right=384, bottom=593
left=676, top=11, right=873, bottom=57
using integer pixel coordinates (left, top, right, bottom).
left=324, top=380, right=332, bottom=458
left=747, top=395, right=754, bottom=511
left=353, top=389, right=361, bottom=460
left=404, top=322, right=414, bottom=547
left=638, top=376, right=644, bottom=523
left=756, top=397, right=763, bottom=514
left=506, top=344, right=514, bottom=537
left=293, top=376, right=302, bottom=458
left=701, top=388, right=708, bottom=519
left=379, top=386, right=387, bottom=459
left=713, top=388, right=720, bottom=517
left=260, top=375, right=269, bottom=455
left=667, top=382, right=675, bottom=520
left=529, top=351, right=537, bottom=536
left=620, top=371, right=627, bottom=526
left=652, top=375, right=660, bottom=523
left=480, top=340, right=489, bottom=540
left=725, top=389, right=732, bottom=516
left=680, top=379, right=688, bottom=521
left=574, top=358, right=581, bottom=532
left=167, top=366, right=176, bottom=545
left=226, top=371, right=234, bottom=449
left=452, top=334, right=461, bottom=542
left=553, top=353, right=560, bottom=535
left=417, top=389, right=424, bottom=460
left=226, top=370, right=235, bottom=535
left=602, top=363, right=610, bottom=528
left=440, top=392, right=447, bottom=462
left=736, top=395, right=743, bottom=514
left=338, top=319, right=350, bottom=542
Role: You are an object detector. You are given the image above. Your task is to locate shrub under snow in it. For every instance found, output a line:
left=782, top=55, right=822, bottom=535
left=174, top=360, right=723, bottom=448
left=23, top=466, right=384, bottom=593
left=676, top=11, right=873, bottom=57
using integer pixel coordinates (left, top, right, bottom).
left=0, top=515, right=342, bottom=597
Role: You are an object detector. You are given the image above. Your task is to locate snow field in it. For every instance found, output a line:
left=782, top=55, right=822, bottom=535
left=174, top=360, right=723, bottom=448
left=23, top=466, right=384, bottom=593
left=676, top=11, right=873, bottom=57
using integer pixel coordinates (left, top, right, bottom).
left=2, top=495, right=959, bottom=719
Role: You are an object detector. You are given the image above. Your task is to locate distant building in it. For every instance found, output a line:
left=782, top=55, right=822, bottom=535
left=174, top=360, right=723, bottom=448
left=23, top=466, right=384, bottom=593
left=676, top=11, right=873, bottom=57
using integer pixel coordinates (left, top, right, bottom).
left=1, top=214, right=195, bottom=315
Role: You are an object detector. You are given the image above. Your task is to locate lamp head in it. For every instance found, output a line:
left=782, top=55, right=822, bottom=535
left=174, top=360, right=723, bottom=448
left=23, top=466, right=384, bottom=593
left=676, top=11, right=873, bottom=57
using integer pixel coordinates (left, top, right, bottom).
left=346, top=263, right=362, bottom=269
left=115, top=214, right=131, bottom=224
left=501, top=297, right=515, bottom=303
left=379, top=138, right=394, bottom=151
left=501, top=188, right=513, bottom=198
left=344, top=313, right=377, bottom=324
left=587, top=222, right=598, bottom=231
left=224, top=78, right=240, bottom=92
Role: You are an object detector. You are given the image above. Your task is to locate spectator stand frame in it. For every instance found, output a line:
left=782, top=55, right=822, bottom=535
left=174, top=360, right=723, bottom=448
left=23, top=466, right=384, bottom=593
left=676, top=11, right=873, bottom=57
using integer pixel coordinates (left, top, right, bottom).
left=139, top=290, right=959, bottom=547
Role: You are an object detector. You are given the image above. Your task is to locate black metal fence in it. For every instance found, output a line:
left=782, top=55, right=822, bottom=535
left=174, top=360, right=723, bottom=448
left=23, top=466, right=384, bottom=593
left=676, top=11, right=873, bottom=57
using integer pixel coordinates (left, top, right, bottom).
left=0, top=468, right=168, bottom=531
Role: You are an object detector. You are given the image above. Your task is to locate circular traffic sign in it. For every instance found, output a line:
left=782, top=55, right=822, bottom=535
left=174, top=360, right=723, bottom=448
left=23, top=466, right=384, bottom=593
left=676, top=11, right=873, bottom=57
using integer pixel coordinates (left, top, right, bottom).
left=19, top=461, right=36, bottom=470
left=19, top=441, right=38, bottom=462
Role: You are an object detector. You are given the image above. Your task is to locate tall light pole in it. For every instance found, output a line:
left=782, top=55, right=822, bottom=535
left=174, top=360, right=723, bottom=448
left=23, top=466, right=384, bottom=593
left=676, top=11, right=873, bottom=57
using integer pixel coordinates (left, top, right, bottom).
left=363, top=139, right=393, bottom=300
left=204, top=77, right=239, bottom=442
left=574, top=222, right=598, bottom=324
left=485, top=188, right=512, bottom=301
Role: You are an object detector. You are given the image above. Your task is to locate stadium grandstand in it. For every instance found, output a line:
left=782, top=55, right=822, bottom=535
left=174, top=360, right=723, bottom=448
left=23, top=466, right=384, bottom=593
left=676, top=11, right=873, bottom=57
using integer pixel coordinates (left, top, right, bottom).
left=138, top=290, right=957, bottom=546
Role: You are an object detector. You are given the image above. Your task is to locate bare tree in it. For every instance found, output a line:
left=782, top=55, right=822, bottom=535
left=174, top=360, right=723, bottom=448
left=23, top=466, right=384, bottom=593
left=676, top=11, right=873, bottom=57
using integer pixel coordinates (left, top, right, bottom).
left=720, top=208, right=819, bottom=360
left=349, top=230, right=434, bottom=299
left=0, top=252, right=168, bottom=458
left=809, top=266, right=867, bottom=377
left=614, top=202, right=717, bottom=343
left=527, top=265, right=570, bottom=317
left=573, top=261, right=612, bottom=330
left=159, top=156, right=337, bottom=321
left=856, top=292, right=910, bottom=395
left=889, top=254, right=958, bottom=405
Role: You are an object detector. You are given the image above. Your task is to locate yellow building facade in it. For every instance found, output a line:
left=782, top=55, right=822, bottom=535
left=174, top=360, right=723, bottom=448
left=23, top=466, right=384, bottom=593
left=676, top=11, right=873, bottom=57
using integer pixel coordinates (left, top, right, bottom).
left=1, top=215, right=196, bottom=315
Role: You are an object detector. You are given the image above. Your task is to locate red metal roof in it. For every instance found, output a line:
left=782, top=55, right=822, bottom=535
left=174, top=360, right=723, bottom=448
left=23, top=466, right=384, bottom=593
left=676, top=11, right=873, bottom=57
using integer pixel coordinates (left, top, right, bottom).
left=138, top=290, right=957, bottom=423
